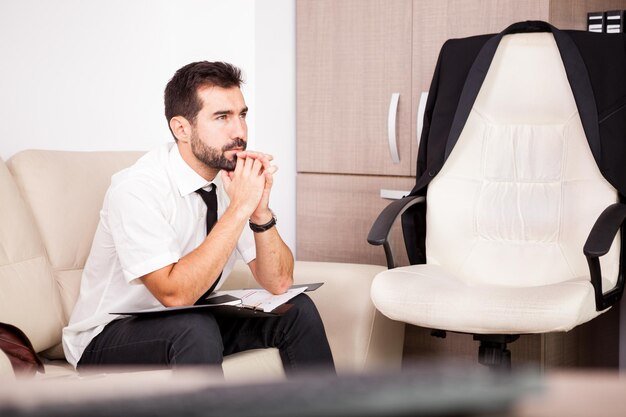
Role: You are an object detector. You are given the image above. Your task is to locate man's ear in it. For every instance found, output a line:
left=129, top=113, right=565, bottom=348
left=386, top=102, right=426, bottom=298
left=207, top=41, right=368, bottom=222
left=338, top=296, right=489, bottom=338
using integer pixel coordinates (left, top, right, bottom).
left=169, top=116, right=192, bottom=143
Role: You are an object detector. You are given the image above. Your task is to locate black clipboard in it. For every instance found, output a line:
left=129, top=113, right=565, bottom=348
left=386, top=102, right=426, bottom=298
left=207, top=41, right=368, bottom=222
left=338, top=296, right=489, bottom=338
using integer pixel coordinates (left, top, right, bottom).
left=288, top=282, right=324, bottom=292
left=111, top=283, right=323, bottom=318
left=112, top=303, right=286, bottom=318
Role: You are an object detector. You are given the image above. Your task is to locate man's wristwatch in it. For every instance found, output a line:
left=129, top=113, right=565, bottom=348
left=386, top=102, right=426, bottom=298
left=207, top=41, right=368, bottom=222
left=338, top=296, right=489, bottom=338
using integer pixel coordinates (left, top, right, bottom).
left=249, top=211, right=277, bottom=233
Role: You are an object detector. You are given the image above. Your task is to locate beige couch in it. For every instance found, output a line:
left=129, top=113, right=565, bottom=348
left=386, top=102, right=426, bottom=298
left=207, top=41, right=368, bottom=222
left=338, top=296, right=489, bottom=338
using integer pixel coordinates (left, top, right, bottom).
left=0, top=149, right=404, bottom=381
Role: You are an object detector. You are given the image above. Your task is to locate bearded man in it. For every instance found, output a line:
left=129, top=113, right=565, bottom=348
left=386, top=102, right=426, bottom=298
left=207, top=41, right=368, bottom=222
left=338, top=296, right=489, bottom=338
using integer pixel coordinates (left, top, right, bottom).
left=62, top=61, right=335, bottom=376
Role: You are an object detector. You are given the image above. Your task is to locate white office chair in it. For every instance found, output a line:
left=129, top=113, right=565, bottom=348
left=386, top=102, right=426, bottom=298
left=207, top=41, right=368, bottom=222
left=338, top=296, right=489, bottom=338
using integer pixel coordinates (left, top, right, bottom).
left=368, top=25, right=625, bottom=370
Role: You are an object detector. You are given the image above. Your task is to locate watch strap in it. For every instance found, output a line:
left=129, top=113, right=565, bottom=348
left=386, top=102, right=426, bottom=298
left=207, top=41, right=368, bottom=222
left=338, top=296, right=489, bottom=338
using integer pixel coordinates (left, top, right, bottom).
left=249, top=213, right=277, bottom=233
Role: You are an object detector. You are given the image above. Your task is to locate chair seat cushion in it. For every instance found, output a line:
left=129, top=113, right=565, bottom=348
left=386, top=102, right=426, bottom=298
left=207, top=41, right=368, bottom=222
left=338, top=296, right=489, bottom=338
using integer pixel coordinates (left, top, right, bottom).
left=371, top=265, right=606, bottom=334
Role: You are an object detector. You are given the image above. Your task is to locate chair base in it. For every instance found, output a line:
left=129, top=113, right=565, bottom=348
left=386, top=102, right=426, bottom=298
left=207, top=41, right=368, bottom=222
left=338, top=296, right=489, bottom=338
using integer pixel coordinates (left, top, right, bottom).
left=429, top=330, right=520, bottom=371
left=473, top=334, right=520, bottom=372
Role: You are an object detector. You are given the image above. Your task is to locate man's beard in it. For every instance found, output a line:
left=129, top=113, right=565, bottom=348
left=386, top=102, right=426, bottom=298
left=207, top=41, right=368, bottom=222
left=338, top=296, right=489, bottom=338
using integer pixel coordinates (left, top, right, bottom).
left=190, top=132, right=247, bottom=172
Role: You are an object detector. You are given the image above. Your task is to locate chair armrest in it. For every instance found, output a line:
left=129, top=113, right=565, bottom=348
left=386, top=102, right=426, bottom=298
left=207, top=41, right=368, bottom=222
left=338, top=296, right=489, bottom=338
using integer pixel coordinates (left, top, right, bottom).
left=583, top=203, right=626, bottom=311
left=367, top=196, right=425, bottom=268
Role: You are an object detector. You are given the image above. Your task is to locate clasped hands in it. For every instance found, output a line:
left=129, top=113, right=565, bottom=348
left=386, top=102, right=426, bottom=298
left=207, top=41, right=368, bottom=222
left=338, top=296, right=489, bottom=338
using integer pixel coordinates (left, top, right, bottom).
left=221, top=151, right=277, bottom=225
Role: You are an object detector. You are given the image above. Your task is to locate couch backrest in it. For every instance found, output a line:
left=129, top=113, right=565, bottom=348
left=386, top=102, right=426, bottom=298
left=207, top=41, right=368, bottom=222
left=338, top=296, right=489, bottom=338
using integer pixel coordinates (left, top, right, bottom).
left=7, top=150, right=144, bottom=343
left=0, top=158, right=64, bottom=353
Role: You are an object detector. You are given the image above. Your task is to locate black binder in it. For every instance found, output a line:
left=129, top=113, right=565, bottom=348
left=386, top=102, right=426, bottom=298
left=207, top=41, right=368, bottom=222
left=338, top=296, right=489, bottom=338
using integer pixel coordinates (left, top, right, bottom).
left=606, top=10, right=625, bottom=33
left=587, top=11, right=606, bottom=33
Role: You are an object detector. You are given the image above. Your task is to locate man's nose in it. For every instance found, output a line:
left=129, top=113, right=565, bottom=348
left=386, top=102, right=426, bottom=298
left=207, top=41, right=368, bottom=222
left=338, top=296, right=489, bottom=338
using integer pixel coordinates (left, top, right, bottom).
left=230, top=117, right=246, bottom=138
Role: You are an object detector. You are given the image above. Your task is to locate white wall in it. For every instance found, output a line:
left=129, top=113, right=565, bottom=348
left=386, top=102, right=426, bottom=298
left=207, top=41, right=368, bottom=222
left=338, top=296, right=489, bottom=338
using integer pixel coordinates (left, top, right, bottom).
left=254, top=0, right=296, bottom=255
left=0, top=0, right=296, bottom=252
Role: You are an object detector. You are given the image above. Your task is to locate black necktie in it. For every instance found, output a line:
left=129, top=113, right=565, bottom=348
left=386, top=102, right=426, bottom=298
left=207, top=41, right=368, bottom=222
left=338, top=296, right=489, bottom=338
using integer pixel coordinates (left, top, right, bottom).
left=195, top=186, right=222, bottom=304
left=196, top=186, right=218, bottom=235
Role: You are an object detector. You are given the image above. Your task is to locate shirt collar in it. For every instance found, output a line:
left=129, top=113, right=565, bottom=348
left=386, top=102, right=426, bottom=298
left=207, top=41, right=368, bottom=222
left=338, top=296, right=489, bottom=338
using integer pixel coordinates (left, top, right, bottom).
left=168, top=143, right=221, bottom=197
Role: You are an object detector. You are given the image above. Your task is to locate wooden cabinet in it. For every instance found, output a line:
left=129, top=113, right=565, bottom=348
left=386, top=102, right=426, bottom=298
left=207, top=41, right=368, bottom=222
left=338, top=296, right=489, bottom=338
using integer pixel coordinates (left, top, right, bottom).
left=297, top=0, right=413, bottom=177
left=549, top=0, right=626, bottom=29
left=297, top=174, right=415, bottom=267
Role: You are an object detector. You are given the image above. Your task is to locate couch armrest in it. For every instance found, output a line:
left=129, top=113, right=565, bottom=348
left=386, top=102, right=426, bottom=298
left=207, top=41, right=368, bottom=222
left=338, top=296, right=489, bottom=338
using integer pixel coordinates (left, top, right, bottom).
left=0, top=349, right=16, bottom=380
left=226, top=260, right=405, bottom=374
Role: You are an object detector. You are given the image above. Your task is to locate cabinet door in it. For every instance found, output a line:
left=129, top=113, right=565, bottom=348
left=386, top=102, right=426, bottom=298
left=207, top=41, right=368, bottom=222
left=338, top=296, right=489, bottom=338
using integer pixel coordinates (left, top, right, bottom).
left=410, top=0, right=550, bottom=176
left=296, top=173, right=415, bottom=266
left=297, top=0, right=413, bottom=176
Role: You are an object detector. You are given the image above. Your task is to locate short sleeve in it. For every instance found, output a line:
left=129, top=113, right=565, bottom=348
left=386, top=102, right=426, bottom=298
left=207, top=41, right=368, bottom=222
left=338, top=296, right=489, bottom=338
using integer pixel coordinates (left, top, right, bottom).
left=107, top=179, right=181, bottom=283
left=237, top=222, right=256, bottom=264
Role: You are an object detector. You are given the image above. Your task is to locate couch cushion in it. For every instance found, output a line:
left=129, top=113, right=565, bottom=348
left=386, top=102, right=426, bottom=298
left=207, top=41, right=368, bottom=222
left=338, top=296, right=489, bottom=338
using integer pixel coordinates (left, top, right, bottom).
left=34, top=348, right=283, bottom=382
left=8, top=150, right=144, bottom=321
left=0, top=158, right=64, bottom=353
left=222, top=348, right=284, bottom=381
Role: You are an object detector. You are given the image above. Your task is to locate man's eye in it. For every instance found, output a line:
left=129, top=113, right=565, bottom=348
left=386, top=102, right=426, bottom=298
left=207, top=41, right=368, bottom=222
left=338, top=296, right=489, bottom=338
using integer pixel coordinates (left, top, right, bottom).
left=217, top=115, right=227, bottom=120
left=240, top=113, right=247, bottom=119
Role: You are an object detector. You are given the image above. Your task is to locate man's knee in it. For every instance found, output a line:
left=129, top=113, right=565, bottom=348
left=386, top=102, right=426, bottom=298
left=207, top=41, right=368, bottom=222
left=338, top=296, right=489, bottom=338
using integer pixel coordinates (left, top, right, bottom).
left=276, top=294, right=335, bottom=373
left=164, top=312, right=224, bottom=366
left=284, top=294, right=324, bottom=328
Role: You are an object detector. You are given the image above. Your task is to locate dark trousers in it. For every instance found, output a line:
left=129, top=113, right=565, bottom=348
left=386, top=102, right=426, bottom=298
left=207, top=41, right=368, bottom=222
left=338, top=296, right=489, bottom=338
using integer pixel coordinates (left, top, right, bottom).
left=78, top=294, right=335, bottom=376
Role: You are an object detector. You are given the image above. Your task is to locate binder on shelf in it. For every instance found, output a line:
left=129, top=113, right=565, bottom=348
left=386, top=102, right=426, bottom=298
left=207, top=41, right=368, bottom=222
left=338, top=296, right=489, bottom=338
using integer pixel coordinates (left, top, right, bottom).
left=587, top=11, right=606, bottom=33
left=606, top=10, right=625, bottom=33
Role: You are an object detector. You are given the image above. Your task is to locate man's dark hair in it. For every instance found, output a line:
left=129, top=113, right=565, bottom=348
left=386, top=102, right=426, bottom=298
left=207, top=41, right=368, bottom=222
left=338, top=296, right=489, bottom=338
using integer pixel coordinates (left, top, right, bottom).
left=164, top=61, right=244, bottom=139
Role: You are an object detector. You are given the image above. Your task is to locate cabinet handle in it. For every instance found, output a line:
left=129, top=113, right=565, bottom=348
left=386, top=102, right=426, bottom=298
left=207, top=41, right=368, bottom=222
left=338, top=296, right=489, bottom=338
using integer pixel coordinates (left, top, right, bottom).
left=387, top=93, right=401, bottom=164
left=380, top=189, right=411, bottom=200
left=416, top=91, right=428, bottom=149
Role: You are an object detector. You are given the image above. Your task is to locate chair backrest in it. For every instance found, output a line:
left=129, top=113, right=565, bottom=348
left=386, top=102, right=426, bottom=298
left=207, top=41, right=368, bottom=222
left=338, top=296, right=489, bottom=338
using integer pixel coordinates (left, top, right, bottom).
left=425, top=32, right=619, bottom=287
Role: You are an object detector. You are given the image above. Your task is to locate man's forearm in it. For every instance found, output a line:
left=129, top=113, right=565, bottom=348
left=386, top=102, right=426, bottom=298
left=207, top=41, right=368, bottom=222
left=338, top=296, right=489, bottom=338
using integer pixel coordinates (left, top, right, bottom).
left=141, top=206, right=248, bottom=306
left=252, top=228, right=294, bottom=294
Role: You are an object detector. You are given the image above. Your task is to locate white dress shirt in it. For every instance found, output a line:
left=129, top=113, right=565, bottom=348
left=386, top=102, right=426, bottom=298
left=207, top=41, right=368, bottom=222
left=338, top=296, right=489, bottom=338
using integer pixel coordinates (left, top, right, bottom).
left=62, top=142, right=256, bottom=368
